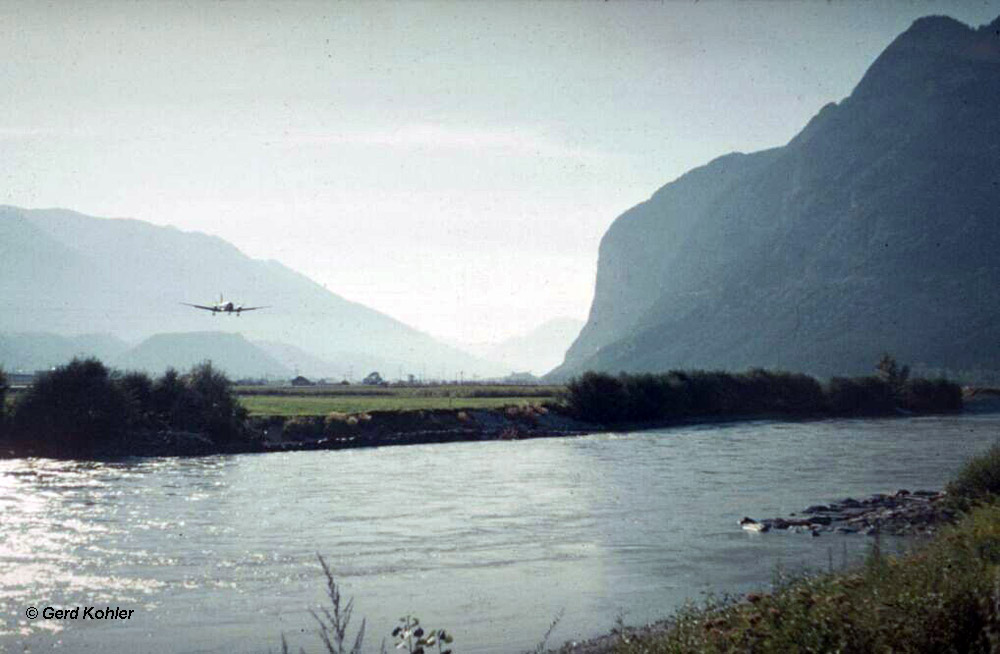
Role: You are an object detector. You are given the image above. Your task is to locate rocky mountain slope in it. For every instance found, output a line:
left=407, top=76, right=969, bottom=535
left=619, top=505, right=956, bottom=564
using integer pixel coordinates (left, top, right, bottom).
left=553, top=15, right=1000, bottom=379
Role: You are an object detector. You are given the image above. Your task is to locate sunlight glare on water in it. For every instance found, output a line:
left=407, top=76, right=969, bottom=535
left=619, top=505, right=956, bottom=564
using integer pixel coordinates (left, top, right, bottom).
left=1, top=413, right=998, bottom=652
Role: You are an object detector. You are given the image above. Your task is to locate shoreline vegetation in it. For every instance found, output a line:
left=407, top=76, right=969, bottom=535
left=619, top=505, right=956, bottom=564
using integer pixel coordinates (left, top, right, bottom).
left=0, top=357, right=996, bottom=651
left=0, top=355, right=969, bottom=459
left=549, top=444, right=1000, bottom=654
left=277, top=445, right=1000, bottom=654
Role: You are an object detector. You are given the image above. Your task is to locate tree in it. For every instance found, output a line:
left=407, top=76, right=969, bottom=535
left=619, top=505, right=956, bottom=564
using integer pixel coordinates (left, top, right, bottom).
left=152, top=367, right=188, bottom=429
left=116, top=370, right=156, bottom=430
left=363, top=371, right=384, bottom=386
left=182, top=361, right=248, bottom=445
left=11, top=358, right=128, bottom=455
left=876, top=353, right=910, bottom=398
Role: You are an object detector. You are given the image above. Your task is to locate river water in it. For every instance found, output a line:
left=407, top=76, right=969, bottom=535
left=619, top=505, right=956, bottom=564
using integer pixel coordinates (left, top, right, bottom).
left=2, top=412, right=998, bottom=653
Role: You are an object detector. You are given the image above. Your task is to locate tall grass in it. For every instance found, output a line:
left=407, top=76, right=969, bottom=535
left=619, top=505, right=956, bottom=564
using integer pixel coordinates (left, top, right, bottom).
left=606, top=444, right=1000, bottom=652
left=612, top=504, right=1000, bottom=653
left=283, top=555, right=453, bottom=654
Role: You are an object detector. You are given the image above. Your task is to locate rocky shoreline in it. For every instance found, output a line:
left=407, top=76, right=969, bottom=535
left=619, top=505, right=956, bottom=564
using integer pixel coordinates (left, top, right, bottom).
left=553, top=488, right=960, bottom=654
left=739, top=489, right=956, bottom=537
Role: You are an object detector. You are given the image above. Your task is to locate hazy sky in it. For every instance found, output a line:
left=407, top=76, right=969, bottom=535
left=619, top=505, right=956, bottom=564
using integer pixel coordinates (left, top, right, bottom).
left=3, top=1, right=998, bottom=345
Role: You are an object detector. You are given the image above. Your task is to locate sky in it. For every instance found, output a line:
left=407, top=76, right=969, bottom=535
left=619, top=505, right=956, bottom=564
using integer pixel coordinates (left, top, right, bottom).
left=3, top=0, right=999, bottom=346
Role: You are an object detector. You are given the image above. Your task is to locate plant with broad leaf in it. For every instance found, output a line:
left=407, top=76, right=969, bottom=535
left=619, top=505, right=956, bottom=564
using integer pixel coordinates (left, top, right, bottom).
left=391, top=615, right=453, bottom=654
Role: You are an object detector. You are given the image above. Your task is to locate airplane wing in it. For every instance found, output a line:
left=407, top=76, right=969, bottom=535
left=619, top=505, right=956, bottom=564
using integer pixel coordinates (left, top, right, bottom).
left=181, top=303, right=218, bottom=311
left=237, top=306, right=270, bottom=312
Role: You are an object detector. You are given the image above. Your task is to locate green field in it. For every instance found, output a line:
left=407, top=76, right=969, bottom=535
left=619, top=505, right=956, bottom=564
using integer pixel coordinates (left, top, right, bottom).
left=236, top=384, right=563, bottom=416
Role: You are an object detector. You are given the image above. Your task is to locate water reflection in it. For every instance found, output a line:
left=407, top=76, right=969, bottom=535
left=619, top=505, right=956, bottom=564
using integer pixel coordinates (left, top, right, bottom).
left=0, top=413, right=997, bottom=652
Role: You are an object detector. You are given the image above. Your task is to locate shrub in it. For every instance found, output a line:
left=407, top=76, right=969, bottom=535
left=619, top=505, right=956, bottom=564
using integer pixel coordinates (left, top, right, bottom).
left=947, top=443, right=1000, bottom=502
left=151, top=367, right=188, bottom=429
left=618, top=504, right=1000, bottom=653
left=742, top=369, right=826, bottom=415
left=565, top=372, right=628, bottom=423
left=876, top=353, right=911, bottom=398
left=10, top=358, right=129, bottom=456
left=566, top=365, right=957, bottom=424
left=181, top=362, right=248, bottom=444
left=902, top=378, right=963, bottom=413
left=7, top=359, right=251, bottom=455
left=678, top=370, right=737, bottom=415
left=621, top=373, right=684, bottom=421
left=826, top=376, right=895, bottom=415
left=117, top=370, right=156, bottom=430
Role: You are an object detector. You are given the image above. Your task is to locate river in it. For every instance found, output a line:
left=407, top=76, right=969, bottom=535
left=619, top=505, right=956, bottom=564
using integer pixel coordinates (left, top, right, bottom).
left=2, top=411, right=998, bottom=653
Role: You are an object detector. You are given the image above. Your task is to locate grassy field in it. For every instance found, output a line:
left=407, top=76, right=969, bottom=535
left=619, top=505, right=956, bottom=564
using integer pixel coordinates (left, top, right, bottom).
left=236, top=384, right=563, bottom=416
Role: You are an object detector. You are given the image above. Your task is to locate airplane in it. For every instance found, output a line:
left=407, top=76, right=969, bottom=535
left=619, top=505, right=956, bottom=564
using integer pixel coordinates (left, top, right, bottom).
left=181, top=294, right=270, bottom=316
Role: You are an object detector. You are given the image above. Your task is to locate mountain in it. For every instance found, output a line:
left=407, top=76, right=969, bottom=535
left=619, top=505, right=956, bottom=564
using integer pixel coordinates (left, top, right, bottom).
left=0, top=332, right=130, bottom=372
left=252, top=339, right=391, bottom=381
left=470, top=318, right=584, bottom=375
left=114, top=332, right=291, bottom=380
left=553, top=15, right=1000, bottom=380
left=0, top=206, right=504, bottom=379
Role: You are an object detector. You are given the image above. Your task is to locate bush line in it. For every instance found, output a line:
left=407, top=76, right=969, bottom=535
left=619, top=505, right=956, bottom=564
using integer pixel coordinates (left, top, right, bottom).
left=565, top=360, right=961, bottom=424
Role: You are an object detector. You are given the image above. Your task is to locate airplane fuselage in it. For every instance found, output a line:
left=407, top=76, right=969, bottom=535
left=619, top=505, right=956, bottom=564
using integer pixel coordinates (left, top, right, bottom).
left=182, top=295, right=268, bottom=316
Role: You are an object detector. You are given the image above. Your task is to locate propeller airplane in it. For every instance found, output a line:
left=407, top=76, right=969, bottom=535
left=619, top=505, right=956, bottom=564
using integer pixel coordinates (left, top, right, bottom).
left=182, top=294, right=269, bottom=316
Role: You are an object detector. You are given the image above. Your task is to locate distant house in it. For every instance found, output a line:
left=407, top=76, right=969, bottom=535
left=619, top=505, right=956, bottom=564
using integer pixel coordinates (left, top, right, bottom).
left=290, top=375, right=314, bottom=387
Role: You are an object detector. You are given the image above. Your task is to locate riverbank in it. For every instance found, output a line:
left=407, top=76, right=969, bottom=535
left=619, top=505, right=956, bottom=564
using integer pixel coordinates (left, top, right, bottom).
left=0, top=404, right=597, bottom=459
left=6, top=413, right=998, bottom=653
left=259, top=387, right=996, bottom=458
left=6, top=394, right=996, bottom=460
left=552, top=445, right=1000, bottom=654
left=1, top=357, right=979, bottom=459
left=557, top=505, right=1000, bottom=653
left=241, top=389, right=996, bottom=456
left=739, top=488, right=956, bottom=537
left=254, top=405, right=595, bottom=451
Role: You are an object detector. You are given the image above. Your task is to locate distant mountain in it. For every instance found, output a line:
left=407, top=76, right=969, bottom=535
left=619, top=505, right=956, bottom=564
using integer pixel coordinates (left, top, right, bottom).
left=0, top=332, right=130, bottom=372
left=0, top=206, right=504, bottom=379
left=470, top=318, right=584, bottom=375
left=114, top=332, right=291, bottom=379
left=252, top=339, right=391, bottom=381
left=553, top=15, right=1000, bottom=380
